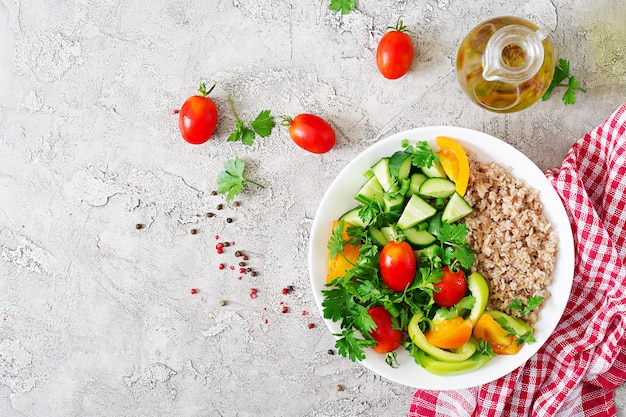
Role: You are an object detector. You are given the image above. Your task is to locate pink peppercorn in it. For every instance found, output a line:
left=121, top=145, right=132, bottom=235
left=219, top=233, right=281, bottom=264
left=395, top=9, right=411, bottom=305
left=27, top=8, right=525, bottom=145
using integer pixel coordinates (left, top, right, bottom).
left=218, top=263, right=225, bottom=270
left=281, top=306, right=289, bottom=314
left=190, top=288, right=197, bottom=294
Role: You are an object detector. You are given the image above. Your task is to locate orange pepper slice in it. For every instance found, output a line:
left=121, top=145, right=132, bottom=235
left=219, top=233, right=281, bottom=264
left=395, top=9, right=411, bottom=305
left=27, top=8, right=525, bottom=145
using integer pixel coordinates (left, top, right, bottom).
left=436, top=136, right=470, bottom=196
left=424, top=316, right=473, bottom=349
left=327, top=221, right=361, bottom=283
left=473, top=313, right=523, bottom=355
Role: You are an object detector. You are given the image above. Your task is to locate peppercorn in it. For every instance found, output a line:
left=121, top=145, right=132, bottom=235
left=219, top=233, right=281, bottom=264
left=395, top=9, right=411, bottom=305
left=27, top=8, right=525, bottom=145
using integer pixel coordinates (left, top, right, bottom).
left=135, top=223, right=143, bottom=230
left=233, top=201, right=241, bottom=207
left=235, top=250, right=242, bottom=257
left=211, top=191, right=218, bottom=196
left=242, top=254, right=249, bottom=261
left=336, top=384, right=344, bottom=392
left=219, top=300, right=227, bottom=306
left=226, top=218, right=233, bottom=223
left=250, top=271, right=258, bottom=277
left=239, top=261, right=246, bottom=267
left=190, top=288, right=197, bottom=294
left=217, top=204, right=223, bottom=210
left=223, top=242, right=231, bottom=247
left=190, top=228, right=197, bottom=235
left=327, top=349, right=335, bottom=355
left=308, top=323, right=315, bottom=329
left=206, top=212, right=215, bottom=218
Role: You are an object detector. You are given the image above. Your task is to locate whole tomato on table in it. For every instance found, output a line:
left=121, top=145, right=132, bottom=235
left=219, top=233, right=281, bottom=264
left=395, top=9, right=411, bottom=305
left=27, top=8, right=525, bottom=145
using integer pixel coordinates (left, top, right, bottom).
left=376, top=19, right=414, bottom=79
left=178, top=82, right=218, bottom=144
left=379, top=240, right=416, bottom=292
left=282, top=114, right=336, bottom=154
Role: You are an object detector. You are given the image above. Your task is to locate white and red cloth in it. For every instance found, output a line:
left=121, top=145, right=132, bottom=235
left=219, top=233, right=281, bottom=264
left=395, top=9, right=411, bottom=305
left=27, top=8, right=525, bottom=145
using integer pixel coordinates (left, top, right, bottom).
left=409, top=103, right=626, bottom=417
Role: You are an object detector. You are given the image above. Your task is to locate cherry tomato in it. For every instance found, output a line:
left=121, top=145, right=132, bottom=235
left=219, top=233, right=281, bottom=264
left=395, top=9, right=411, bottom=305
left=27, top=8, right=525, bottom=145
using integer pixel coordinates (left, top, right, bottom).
left=433, top=266, right=467, bottom=307
left=367, top=306, right=402, bottom=353
left=284, top=114, right=336, bottom=154
left=473, top=313, right=523, bottom=355
left=179, top=82, right=218, bottom=144
left=379, top=241, right=416, bottom=292
left=376, top=19, right=414, bottom=79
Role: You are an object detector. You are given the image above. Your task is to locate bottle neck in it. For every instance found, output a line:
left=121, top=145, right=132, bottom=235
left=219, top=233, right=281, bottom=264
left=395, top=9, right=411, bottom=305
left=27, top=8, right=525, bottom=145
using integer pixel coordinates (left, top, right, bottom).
left=482, top=24, right=548, bottom=83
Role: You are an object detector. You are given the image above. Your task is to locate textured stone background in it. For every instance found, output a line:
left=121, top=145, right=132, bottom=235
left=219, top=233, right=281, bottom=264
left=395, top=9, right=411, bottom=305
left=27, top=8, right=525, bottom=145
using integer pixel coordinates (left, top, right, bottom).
left=0, top=0, right=624, bottom=416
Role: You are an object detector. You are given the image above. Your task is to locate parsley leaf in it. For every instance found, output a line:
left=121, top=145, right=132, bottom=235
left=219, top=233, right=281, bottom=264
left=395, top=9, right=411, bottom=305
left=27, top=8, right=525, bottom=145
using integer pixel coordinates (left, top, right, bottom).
left=475, top=339, right=496, bottom=359
left=227, top=95, right=276, bottom=145
left=335, top=329, right=375, bottom=362
left=328, top=0, right=356, bottom=14
left=542, top=59, right=586, bottom=105
left=508, top=296, right=544, bottom=316
left=410, top=141, right=440, bottom=169
left=327, top=220, right=347, bottom=260
left=216, top=158, right=264, bottom=202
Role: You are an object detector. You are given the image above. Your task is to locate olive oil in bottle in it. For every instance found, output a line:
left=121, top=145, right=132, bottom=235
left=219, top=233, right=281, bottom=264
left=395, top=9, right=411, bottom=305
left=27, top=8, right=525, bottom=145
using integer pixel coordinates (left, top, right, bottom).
left=456, top=16, right=555, bottom=113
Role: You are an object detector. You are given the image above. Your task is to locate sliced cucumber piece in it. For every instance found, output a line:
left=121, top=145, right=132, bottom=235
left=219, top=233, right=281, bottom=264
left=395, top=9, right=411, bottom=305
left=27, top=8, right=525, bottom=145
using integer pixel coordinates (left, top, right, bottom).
left=369, top=227, right=389, bottom=246
left=421, top=161, right=448, bottom=178
left=370, top=157, right=398, bottom=192
left=407, top=172, right=428, bottom=197
left=397, top=195, right=437, bottom=230
left=382, top=193, right=404, bottom=212
left=441, top=192, right=474, bottom=223
left=404, top=228, right=436, bottom=248
left=380, top=225, right=399, bottom=242
left=389, top=150, right=413, bottom=181
left=338, top=207, right=367, bottom=228
left=355, top=176, right=383, bottom=204
left=418, top=177, right=456, bottom=199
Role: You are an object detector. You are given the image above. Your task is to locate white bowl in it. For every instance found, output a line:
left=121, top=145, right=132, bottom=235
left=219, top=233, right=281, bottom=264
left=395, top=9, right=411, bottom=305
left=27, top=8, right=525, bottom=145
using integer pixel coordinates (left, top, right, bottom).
left=308, top=126, right=574, bottom=390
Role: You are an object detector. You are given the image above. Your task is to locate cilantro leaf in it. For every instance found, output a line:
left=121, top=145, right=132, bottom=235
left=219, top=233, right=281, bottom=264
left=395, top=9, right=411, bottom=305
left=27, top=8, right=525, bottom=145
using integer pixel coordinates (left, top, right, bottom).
left=227, top=95, right=276, bottom=145
left=542, top=59, right=586, bottom=105
left=334, top=329, right=375, bottom=362
left=328, top=0, right=356, bottom=14
left=216, top=157, right=264, bottom=202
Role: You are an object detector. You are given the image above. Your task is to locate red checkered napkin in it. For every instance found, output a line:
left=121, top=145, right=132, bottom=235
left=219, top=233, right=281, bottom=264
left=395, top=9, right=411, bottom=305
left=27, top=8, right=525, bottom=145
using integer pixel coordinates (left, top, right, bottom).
left=409, top=103, right=626, bottom=417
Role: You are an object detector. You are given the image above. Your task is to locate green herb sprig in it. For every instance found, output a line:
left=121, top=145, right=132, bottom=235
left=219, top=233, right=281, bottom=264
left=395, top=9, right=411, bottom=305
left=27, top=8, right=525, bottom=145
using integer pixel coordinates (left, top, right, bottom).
left=227, top=95, right=276, bottom=146
left=542, top=59, right=586, bottom=105
left=328, top=0, right=356, bottom=14
left=216, top=157, right=264, bottom=202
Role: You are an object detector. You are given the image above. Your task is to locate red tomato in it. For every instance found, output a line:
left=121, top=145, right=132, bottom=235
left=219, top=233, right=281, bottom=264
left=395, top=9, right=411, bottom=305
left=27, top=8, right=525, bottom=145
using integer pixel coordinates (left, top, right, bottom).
left=286, top=114, right=336, bottom=154
left=179, top=83, right=218, bottom=144
left=379, top=241, right=416, bottom=292
left=433, top=266, right=467, bottom=307
left=376, top=20, right=414, bottom=79
left=367, top=306, right=402, bottom=353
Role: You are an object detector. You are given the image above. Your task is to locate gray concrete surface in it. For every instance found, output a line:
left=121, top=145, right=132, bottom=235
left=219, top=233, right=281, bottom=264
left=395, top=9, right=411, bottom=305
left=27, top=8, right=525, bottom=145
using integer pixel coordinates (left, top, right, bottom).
left=0, top=0, right=624, bottom=416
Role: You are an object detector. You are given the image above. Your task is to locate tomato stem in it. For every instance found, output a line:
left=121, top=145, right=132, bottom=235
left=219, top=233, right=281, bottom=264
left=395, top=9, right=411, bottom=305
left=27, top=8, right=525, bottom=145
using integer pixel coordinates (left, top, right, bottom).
left=386, top=18, right=413, bottom=34
left=198, top=81, right=216, bottom=97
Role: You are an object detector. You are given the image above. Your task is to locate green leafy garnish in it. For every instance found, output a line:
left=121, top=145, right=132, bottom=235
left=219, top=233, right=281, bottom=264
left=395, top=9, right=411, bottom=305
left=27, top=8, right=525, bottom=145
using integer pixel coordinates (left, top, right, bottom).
left=408, top=141, right=440, bottom=169
left=328, top=0, right=356, bottom=14
left=227, top=95, right=276, bottom=145
left=542, top=59, right=586, bottom=105
left=508, top=295, right=545, bottom=316
left=475, top=339, right=496, bottom=359
left=216, top=157, right=265, bottom=202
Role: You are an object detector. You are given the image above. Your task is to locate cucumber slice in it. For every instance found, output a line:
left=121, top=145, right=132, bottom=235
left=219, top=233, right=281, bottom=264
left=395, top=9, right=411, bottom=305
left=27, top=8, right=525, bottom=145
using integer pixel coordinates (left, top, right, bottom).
left=441, top=192, right=474, bottom=223
left=383, top=192, right=404, bottom=212
left=338, top=207, right=367, bottom=228
left=421, top=161, right=448, bottom=178
left=404, top=228, right=436, bottom=247
left=397, top=195, right=437, bottom=230
left=389, top=150, right=413, bottom=181
left=418, top=177, right=456, bottom=198
left=369, top=227, right=389, bottom=246
left=371, top=157, right=398, bottom=192
left=355, top=176, right=383, bottom=204
left=407, top=172, right=428, bottom=197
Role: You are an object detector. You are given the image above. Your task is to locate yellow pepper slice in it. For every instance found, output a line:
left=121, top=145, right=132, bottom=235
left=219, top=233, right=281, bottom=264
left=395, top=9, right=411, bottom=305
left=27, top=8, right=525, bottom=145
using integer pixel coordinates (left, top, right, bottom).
left=436, top=136, right=470, bottom=196
left=327, top=221, right=361, bottom=283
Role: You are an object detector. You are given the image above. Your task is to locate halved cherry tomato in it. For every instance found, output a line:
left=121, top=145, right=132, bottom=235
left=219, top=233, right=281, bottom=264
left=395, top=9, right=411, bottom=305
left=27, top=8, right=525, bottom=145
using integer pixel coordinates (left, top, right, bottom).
left=179, top=82, right=218, bottom=145
left=433, top=266, right=467, bottom=307
left=436, top=136, right=470, bottom=196
left=327, top=221, right=361, bottom=283
left=379, top=240, right=416, bottom=292
left=376, top=19, right=414, bottom=79
left=284, top=114, right=336, bottom=154
left=473, top=313, right=523, bottom=355
left=367, top=306, right=402, bottom=353
left=424, top=316, right=473, bottom=349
